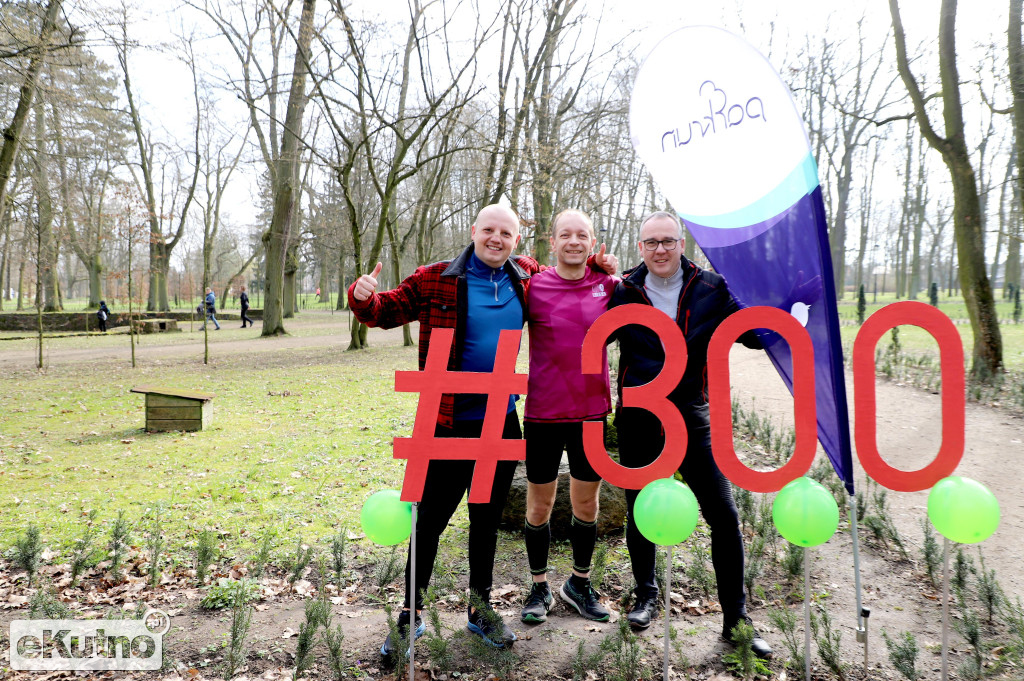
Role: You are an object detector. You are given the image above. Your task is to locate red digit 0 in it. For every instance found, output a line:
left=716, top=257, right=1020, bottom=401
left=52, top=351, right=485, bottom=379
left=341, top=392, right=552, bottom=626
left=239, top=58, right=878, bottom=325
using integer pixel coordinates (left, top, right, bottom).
left=853, top=301, right=964, bottom=492
left=708, top=306, right=818, bottom=492
left=581, top=304, right=688, bottom=490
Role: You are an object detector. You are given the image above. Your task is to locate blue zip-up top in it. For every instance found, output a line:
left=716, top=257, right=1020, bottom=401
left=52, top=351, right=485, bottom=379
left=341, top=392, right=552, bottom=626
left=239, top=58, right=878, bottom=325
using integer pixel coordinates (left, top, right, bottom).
left=455, top=251, right=523, bottom=419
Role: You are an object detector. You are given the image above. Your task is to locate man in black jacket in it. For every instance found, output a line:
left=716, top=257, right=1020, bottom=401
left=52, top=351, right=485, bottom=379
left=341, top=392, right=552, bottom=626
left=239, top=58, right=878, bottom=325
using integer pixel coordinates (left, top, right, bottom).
left=610, top=211, right=771, bottom=659
left=240, top=286, right=254, bottom=327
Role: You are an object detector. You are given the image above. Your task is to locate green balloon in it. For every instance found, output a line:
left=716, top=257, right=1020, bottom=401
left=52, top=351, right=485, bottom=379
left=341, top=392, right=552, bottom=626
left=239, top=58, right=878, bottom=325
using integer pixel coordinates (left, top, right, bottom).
left=927, top=476, right=1000, bottom=544
left=634, top=478, right=699, bottom=546
left=772, top=477, right=839, bottom=547
left=361, top=490, right=412, bottom=546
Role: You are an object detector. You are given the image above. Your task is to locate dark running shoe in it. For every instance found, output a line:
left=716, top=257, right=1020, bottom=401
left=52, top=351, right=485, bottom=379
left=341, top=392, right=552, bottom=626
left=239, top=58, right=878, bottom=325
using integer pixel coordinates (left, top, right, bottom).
left=521, top=582, right=554, bottom=623
left=626, top=590, right=659, bottom=630
left=724, top=615, right=773, bottom=660
left=467, top=606, right=517, bottom=648
left=380, top=610, right=425, bottom=658
left=559, top=579, right=610, bottom=622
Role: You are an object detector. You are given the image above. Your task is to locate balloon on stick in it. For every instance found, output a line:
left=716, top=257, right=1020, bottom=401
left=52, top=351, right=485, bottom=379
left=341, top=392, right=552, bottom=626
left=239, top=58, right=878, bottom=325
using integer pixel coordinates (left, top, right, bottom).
left=634, top=478, right=699, bottom=546
left=361, top=490, right=412, bottom=546
left=772, top=475, right=839, bottom=681
left=634, top=477, right=698, bottom=681
left=772, top=476, right=839, bottom=547
left=927, top=476, right=1000, bottom=544
left=927, top=477, right=998, bottom=681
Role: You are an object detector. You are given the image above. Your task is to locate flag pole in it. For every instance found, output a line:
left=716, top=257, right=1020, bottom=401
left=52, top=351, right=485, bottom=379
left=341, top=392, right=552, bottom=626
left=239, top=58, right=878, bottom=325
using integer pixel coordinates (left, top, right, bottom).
left=848, top=492, right=867, bottom=670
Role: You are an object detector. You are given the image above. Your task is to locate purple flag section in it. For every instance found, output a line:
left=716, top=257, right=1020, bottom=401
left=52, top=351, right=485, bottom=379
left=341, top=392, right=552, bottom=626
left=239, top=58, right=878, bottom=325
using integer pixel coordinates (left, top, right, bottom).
left=691, top=187, right=855, bottom=494
left=629, top=26, right=854, bottom=493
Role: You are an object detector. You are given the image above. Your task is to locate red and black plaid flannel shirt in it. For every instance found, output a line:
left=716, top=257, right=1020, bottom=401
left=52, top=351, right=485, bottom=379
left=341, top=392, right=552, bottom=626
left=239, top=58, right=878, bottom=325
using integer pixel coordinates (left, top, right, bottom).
left=348, top=245, right=541, bottom=427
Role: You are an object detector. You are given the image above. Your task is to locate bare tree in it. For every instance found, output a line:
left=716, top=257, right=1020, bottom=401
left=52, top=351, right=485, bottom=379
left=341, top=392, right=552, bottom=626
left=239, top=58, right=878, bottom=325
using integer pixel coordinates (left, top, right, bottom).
left=819, top=22, right=899, bottom=298
left=321, top=0, right=490, bottom=348
left=115, top=22, right=201, bottom=312
left=889, top=0, right=1003, bottom=376
left=1008, top=0, right=1024, bottom=297
left=0, top=0, right=63, bottom=214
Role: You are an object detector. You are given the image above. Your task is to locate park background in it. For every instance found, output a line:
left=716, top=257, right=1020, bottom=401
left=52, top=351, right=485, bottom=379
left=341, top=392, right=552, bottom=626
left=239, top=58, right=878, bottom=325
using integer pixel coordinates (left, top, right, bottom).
left=3, top=0, right=1024, bottom=679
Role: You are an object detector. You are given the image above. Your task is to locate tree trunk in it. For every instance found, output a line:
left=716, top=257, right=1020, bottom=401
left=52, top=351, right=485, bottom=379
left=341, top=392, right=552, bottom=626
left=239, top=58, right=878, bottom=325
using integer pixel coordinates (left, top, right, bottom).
left=1008, top=0, right=1024, bottom=298
left=17, top=257, right=25, bottom=310
left=32, top=98, right=60, bottom=312
left=385, top=218, right=414, bottom=347
left=0, top=0, right=62, bottom=212
left=830, top=149, right=854, bottom=299
left=908, top=146, right=926, bottom=299
left=889, top=0, right=1003, bottom=376
left=0, top=218, right=8, bottom=311
left=262, top=0, right=316, bottom=337
left=283, top=241, right=299, bottom=318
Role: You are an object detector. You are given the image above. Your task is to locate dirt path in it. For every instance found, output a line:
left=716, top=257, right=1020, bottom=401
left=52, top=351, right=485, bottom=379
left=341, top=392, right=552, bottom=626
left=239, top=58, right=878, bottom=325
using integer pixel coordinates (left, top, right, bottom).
left=1, top=314, right=409, bottom=369
left=729, top=347, right=1024, bottom=596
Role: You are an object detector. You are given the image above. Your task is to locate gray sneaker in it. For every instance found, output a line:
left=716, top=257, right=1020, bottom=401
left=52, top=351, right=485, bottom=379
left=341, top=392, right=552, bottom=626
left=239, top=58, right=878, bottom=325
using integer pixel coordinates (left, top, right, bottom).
left=559, top=579, right=610, bottom=622
left=521, top=582, right=553, bottom=623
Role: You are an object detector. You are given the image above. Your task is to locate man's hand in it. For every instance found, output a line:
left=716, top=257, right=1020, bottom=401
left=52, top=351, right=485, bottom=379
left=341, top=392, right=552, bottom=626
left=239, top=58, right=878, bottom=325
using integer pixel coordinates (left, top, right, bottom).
left=353, top=262, right=383, bottom=302
left=594, top=243, right=618, bottom=275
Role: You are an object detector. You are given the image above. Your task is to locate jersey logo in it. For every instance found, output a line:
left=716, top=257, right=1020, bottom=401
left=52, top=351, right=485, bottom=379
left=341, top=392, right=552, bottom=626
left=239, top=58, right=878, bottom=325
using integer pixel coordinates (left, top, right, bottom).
left=592, top=284, right=607, bottom=298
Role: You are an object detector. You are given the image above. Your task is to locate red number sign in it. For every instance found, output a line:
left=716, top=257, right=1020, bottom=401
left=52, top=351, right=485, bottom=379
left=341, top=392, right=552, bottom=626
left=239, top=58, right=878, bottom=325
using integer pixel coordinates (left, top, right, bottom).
left=708, top=306, right=818, bottom=492
left=580, top=304, right=688, bottom=490
left=853, top=301, right=965, bottom=492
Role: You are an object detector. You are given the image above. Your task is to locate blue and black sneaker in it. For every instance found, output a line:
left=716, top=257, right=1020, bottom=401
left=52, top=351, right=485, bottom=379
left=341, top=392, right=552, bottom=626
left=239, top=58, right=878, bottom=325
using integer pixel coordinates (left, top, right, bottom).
left=467, top=605, right=517, bottom=648
left=380, top=610, right=426, bottom=659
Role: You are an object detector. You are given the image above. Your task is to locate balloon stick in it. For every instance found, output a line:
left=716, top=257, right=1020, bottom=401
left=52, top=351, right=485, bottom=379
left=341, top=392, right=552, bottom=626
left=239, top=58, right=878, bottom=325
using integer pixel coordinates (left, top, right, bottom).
left=664, top=544, right=672, bottom=681
left=409, top=502, right=418, bottom=680
left=804, top=547, right=811, bottom=681
left=941, top=536, right=950, bottom=681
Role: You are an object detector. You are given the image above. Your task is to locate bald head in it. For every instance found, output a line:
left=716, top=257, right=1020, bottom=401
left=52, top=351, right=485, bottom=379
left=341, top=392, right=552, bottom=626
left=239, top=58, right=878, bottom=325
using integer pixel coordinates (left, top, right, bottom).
left=475, top=204, right=520, bottom=228
left=471, top=204, right=522, bottom=268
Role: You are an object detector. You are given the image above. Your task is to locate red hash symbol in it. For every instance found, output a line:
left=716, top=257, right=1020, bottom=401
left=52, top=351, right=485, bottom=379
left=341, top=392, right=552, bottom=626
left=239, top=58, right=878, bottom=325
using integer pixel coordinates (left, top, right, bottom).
left=393, top=328, right=527, bottom=503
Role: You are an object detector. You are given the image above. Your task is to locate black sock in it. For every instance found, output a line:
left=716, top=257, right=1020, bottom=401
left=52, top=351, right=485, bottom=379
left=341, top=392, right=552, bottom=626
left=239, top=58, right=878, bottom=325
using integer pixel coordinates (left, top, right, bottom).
left=568, top=573, right=589, bottom=591
left=524, top=520, right=551, bottom=578
left=570, top=515, right=597, bottom=576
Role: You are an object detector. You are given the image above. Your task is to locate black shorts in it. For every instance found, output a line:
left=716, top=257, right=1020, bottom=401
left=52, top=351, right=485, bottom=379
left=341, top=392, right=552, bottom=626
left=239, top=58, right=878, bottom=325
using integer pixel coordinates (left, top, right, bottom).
left=524, top=420, right=605, bottom=484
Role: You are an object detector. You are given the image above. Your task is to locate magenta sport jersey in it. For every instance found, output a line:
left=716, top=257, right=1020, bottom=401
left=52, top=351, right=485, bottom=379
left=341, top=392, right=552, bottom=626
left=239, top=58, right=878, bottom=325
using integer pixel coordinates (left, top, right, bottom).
left=524, top=268, right=618, bottom=422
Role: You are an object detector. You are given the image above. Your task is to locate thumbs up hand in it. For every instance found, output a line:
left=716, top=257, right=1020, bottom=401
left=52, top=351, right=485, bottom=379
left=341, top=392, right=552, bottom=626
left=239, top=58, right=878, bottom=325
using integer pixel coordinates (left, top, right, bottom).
left=353, top=262, right=383, bottom=301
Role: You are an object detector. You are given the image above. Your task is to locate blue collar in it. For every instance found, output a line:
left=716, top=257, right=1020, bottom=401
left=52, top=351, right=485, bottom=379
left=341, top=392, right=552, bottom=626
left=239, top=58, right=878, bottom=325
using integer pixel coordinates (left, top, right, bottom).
left=466, top=250, right=504, bottom=277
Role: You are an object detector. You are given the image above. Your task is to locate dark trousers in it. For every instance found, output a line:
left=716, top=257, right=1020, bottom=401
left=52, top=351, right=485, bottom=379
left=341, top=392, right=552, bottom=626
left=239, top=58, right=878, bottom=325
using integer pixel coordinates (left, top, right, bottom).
left=617, top=405, right=746, bottom=627
left=241, top=306, right=254, bottom=327
left=98, top=318, right=107, bottom=332
left=402, top=410, right=520, bottom=611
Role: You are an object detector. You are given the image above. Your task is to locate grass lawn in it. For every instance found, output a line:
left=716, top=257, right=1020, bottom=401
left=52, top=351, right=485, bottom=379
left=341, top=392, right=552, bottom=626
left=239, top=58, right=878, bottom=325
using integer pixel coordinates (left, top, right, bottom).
left=1, top=314, right=423, bottom=566
left=835, top=294, right=1024, bottom=371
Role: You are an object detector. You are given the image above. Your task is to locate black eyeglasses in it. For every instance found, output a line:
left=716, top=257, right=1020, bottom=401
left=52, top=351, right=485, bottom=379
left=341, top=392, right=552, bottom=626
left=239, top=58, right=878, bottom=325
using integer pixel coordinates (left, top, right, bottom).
left=641, top=238, right=680, bottom=251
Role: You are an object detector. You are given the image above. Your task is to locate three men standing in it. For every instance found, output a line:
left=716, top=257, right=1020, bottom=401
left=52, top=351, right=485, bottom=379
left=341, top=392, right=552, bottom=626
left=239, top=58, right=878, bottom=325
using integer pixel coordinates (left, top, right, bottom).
left=350, top=205, right=770, bottom=662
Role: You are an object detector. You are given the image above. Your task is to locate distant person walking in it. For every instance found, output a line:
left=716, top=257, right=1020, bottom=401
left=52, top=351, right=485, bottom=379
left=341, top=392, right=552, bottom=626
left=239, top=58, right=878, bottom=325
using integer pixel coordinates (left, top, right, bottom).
left=96, top=301, right=111, bottom=332
left=201, top=288, right=221, bottom=330
left=240, top=285, right=255, bottom=327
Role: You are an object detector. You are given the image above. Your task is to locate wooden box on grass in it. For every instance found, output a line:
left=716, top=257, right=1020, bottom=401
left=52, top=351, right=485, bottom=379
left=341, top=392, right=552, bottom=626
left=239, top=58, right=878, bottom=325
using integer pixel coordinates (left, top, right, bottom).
left=130, top=385, right=214, bottom=432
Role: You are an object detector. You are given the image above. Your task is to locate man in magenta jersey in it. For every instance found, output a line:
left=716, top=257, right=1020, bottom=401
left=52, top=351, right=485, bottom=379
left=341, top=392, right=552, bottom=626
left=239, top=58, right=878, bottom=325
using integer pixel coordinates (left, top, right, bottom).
left=520, top=209, right=618, bottom=623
